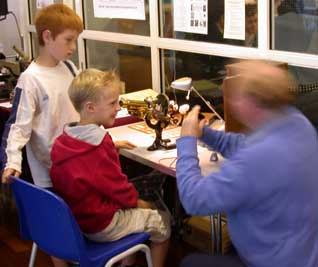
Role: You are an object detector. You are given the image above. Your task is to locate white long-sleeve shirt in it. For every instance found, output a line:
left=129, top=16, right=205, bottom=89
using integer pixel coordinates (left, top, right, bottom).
left=1, top=60, right=79, bottom=187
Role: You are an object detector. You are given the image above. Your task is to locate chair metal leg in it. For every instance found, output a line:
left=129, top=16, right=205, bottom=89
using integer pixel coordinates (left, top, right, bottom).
left=138, top=245, right=153, bottom=267
left=105, top=244, right=153, bottom=267
left=28, top=243, right=38, bottom=267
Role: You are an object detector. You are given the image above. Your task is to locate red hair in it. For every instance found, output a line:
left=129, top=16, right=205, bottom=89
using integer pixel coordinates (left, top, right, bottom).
left=35, top=3, right=83, bottom=46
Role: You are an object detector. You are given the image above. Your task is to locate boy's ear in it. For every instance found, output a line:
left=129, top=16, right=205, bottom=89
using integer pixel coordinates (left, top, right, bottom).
left=42, top=30, right=52, bottom=44
left=84, top=101, right=96, bottom=113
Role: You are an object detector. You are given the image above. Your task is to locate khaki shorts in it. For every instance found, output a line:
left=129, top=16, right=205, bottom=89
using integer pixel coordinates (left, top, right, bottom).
left=85, top=208, right=171, bottom=243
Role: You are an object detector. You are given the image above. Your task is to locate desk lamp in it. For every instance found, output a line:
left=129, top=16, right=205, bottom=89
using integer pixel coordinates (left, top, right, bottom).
left=171, top=77, right=224, bottom=122
left=171, top=77, right=225, bottom=161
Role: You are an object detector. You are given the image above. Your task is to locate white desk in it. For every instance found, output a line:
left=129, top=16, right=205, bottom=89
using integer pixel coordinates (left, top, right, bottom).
left=108, top=122, right=221, bottom=177
left=108, top=122, right=224, bottom=254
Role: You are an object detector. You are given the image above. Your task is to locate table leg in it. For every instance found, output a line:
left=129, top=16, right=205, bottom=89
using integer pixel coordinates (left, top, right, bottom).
left=216, top=213, right=222, bottom=254
left=209, top=215, right=216, bottom=255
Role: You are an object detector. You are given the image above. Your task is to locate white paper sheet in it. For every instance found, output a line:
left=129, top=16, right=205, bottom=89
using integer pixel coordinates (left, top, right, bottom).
left=173, top=0, right=208, bottom=35
left=0, top=101, right=12, bottom=108
left=224, top=0, right=245, bottom=40
left=36, top=0, right=54, bottom=9
left=93, top=0, right=146, bottom=20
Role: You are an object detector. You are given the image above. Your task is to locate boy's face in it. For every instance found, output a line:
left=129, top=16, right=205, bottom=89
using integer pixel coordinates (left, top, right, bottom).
left=93, top=83, right=121, bottom=128
left=45, top=29, right=79, bottom=61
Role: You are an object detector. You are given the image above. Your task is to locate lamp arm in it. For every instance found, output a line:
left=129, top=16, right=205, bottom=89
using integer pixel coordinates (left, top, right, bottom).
left=191, top=86, right=224, bottom=122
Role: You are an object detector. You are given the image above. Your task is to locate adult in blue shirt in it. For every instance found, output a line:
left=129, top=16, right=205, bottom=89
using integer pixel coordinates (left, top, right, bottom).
left=176, top=60, right=318, bottom=267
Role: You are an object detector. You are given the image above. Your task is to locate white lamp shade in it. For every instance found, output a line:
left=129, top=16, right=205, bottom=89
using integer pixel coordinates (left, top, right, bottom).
left=171, top=77, right=192, bottom=91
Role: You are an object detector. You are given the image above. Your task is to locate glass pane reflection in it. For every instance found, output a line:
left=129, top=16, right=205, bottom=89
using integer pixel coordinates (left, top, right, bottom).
left=273, top=0, right=318, bottom=54
left=161, top=0, right=258, bottom=47
left=83, top=0, right=150, bottom=36
left=162, top=49, right=241, bottom=116
left=290, top=65, right=318, bottom=129
left=85, top=40, right=152, bottom=93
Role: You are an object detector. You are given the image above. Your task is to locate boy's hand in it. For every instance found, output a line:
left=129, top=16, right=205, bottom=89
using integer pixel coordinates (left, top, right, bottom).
left=2, top=168, right=21, bottom=184
left=137, top=199, right=155, bottom=209
left=114, top=140, right=136, bottom=150
left=181, top=105, right=206, bottom=138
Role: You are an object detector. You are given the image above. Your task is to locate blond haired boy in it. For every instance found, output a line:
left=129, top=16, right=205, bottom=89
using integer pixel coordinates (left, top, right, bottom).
left=50, top=69, right=170, bottom=267
left=1, top=3, right=83, bottom=267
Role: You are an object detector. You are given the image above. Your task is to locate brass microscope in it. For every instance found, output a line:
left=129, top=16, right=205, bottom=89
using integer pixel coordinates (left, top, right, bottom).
left=120, top=93, right=183, bottom=151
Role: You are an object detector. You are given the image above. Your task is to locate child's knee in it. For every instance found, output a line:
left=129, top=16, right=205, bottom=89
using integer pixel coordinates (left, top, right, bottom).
left=149, top=210, right=171, bottom=242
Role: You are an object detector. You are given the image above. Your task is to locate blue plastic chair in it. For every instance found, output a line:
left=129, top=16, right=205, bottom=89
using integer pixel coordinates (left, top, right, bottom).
left=10, top=176, right=153, bottom=267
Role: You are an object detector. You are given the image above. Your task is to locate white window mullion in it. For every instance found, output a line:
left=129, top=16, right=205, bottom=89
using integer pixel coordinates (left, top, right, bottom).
left=257, top=0, right=270, bottom=55
left=81, top=30, right=151, bottom=47
left=19, top=0, right=30, bottom=56
left=157, top=37, right=261, bottom=60
left=149, top=0, right=161, bottom=92
left=74, top=0, right=86, bottom=70
left=265, top=50, right=318, bottom=69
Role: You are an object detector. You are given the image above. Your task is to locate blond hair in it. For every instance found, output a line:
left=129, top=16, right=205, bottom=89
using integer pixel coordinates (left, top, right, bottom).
left=237, top=60, right=295, bottom=109
left=68, top=68, right=120, bottom=112
left=35, top=3, right=83, bottom=46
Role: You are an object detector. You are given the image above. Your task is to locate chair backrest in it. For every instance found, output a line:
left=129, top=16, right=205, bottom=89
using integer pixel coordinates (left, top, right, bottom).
left=10, top=177, right=86, bottom=261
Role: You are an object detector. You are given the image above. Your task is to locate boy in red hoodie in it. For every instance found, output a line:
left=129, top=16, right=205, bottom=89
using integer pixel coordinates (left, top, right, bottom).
left=50, top=68, right=170, bottom=267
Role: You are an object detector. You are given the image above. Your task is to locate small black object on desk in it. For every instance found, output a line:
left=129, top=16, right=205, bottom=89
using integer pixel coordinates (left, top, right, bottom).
left=145, top=94, right=177, bottom=151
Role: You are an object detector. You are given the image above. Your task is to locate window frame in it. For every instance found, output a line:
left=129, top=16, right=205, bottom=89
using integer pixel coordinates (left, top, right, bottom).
left=20, top=0, right=318, bottom=93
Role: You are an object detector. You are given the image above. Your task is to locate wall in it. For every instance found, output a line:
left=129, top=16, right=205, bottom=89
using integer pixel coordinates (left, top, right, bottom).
left=0, top=0, right=22, bottom=56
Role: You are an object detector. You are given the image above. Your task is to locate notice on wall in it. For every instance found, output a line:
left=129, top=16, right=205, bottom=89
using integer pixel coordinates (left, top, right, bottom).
left=93, top=0, right=146, bottom=20
left=36, top=0, right=54, bottom=9
left=173, top=0, right=208, bottom=35
left=224, top=0, right=245, bottom=40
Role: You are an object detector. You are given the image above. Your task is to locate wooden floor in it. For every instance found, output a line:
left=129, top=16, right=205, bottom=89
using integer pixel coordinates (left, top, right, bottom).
left=0, top=187, right=196, bottom=267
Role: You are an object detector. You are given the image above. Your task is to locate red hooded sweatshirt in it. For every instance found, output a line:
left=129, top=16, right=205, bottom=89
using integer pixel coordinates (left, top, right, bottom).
left=50, top=123, right=138, bottom=234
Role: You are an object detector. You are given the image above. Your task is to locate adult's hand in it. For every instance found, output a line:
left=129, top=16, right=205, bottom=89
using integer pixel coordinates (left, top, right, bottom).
left=2, top=168, right=21, bottom=184
left=180, top=105, right=206, bottom=138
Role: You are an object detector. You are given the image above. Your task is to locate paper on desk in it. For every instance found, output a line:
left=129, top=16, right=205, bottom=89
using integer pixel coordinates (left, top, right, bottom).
left=120, top=89, right=158, bottom=102
left=116, top=108, right=130, bottom=118
left=0, top=101, right=12, bottom=108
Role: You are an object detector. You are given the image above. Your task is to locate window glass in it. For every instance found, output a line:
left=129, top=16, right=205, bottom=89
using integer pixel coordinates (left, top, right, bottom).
left=162, top=50, right=318, bottom=129
left=162, top=49, right=241, bottom=116
left=30, top=32, right=79, bottom=67
left=289, top=65, right=318, bottom=129
left=161, top=0, right=258, bottom=47
left=85, top=40, right=152, bottom=93
left=30, top=32, right=39, bottom=59
left=272, top=0, right=318, bottom=54
left=83, top=0, right=150, bottom=36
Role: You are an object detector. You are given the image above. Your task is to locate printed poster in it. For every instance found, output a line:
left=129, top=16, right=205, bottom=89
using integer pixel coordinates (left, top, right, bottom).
left=173, top=0, right=208, bottom=35
left=93, top=0, right=146, bottom=20
left=224, top=0, right=245, bottom=40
